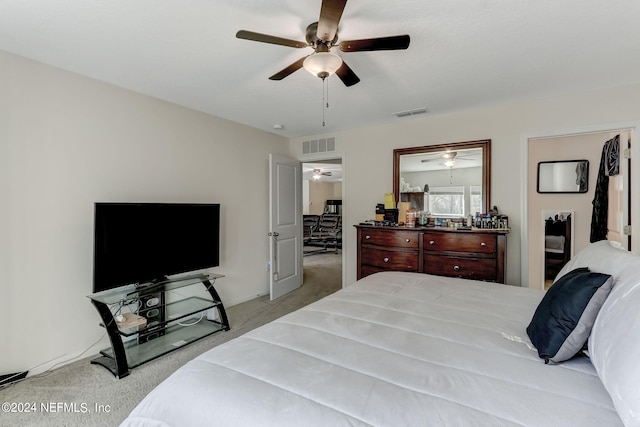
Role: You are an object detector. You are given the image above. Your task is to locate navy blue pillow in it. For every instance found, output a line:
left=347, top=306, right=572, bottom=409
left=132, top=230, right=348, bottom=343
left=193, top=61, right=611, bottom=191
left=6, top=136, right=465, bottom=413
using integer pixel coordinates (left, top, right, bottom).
left=526, top=267, right=613, bottom=364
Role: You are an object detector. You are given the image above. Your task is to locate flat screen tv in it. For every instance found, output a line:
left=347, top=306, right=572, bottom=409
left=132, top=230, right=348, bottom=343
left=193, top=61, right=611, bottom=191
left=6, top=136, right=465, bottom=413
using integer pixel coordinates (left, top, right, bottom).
left=93, top=202, right=220, bottom=293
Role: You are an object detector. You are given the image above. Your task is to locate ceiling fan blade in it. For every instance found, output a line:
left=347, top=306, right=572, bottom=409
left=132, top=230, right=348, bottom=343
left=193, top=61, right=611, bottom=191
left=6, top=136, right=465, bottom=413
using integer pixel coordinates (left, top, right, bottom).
left=339, top=34, right=410, bottom=52
left=335, top=61, right=360, bottom=87
left=317, top=0, right=347, bottom=42
left=236, top=30, right=308, bottom=48
left=268, top=56, right=308, bottom=80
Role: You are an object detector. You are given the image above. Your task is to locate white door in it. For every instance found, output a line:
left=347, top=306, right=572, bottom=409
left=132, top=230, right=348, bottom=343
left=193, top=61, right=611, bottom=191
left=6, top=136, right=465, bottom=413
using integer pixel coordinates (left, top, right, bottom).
left=269, top=154, right=303, bottom=300
left=608, top=131, right=632, bottom=250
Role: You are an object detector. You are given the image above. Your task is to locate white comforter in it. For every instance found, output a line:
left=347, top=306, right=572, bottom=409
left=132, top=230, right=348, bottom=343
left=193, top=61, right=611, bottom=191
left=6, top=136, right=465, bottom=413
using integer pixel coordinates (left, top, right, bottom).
left=122, top=272, right=622, bottom=427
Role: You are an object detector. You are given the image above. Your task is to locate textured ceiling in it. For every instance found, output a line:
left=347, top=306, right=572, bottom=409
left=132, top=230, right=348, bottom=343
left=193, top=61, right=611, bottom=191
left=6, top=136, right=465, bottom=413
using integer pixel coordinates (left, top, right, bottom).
left=2, top=0, right=640, bottom=138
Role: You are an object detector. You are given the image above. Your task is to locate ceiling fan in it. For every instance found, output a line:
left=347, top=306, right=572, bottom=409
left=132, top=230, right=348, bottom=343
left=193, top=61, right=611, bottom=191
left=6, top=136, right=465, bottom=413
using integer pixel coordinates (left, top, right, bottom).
left=312, top=168, right=332, bottom=179
left=235, top=0, right=411, bottom=87
left=420, top=152, right=476, bottom=163
left=420, top=151, right=480, bottom=170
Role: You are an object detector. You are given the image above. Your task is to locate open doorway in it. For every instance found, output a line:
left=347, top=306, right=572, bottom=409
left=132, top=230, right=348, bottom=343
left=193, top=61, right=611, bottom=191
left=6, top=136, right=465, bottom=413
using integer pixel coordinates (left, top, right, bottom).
left=302, top=159, right=343, bottom=292
left=525, top=128, right=633, bottom=289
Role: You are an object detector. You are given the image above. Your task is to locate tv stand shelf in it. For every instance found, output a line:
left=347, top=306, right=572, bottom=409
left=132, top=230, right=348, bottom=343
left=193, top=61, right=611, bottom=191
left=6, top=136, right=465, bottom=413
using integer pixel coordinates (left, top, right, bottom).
left=87, top=273, right=229, bottom=379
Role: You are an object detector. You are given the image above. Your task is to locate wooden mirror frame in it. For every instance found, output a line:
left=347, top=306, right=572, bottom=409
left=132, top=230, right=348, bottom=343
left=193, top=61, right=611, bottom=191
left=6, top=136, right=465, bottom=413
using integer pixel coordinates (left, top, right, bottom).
left=393, top=139, right=492, bottom=213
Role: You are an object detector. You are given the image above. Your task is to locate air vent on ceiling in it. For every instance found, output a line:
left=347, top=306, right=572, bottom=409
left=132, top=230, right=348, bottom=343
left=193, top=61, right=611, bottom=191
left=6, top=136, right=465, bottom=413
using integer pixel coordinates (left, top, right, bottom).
left=393, top=108, right=429, bottom=118
left=303, top=137, right=336, bottom=155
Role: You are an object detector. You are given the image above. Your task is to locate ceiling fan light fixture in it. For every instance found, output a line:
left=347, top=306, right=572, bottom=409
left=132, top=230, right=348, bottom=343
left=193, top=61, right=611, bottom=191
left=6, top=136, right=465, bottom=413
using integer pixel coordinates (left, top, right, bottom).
left=303, top=52, right=343, bottom=79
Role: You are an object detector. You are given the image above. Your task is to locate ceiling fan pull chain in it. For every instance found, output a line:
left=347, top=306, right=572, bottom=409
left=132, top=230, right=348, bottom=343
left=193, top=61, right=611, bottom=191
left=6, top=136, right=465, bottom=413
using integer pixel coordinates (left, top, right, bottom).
left=322, top=78, right=326, bottom=127
left=326, top=77, right=330, bottom=109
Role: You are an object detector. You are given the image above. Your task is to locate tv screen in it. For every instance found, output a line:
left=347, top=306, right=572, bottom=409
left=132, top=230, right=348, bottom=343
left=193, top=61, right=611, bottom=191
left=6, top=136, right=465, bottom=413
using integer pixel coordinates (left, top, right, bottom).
left=93, top=202, right=220, bottom=293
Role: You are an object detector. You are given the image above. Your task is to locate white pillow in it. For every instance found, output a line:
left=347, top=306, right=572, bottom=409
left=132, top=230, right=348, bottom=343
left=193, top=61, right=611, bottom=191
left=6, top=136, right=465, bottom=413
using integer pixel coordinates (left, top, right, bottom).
left=567, top=241, right=640, bottom=426
left=588, top=258, right=640, bottom=427
left=555, top=240, right=637, bottom=282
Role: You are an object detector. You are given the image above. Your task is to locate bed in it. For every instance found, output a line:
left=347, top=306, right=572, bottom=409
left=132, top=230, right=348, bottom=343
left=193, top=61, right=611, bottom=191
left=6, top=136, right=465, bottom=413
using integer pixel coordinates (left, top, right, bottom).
left=121, top=241, right=640, bottom=427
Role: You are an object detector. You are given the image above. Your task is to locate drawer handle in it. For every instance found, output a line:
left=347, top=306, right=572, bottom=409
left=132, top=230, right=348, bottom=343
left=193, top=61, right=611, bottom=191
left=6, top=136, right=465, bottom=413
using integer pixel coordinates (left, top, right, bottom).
left=405, top=238, right=411, bottom=243
left=453, top=265, right=461, bottom=272
left=365, top=235, right=371, bottom=240
left=481, top=242, right=487, bottom=247
left=429, top=240, right=435, bottom=245
left=383, top=257, right=390, bottom=263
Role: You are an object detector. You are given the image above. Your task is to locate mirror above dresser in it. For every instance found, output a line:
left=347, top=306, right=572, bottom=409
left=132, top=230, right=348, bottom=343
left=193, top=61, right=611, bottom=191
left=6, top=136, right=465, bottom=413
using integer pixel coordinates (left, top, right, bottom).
left=393, top=139, right=491, bottom=216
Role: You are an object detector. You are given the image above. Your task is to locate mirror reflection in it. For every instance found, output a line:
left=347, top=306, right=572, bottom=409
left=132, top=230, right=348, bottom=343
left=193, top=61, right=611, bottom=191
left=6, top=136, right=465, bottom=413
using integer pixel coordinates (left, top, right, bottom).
left=393, top=140, right=491, bottom=216
left=544, top=211, right=574, bottom=288
left=537, top=160, right=589, bottom=193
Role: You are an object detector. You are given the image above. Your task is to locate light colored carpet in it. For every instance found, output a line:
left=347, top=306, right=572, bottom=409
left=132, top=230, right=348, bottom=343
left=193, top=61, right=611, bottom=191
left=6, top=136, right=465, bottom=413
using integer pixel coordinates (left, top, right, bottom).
left=0, top=251, right=341, bottom=427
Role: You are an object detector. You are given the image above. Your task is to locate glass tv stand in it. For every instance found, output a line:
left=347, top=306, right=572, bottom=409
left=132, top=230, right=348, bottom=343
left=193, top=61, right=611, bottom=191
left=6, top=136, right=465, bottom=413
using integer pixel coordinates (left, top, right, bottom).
left=87, top=273, right=229, bottom=378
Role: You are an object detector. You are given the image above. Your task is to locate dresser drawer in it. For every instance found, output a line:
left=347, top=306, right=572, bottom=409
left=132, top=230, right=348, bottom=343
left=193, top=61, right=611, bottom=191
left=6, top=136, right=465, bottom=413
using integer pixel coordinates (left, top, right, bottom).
left=360, top=229, right=419, bottom=249
left=361, top=247, right=419, bottom=272
left=423, top=232, right=496, bottom=254
left=355, top=225, right=507, bottom=283
left=424, top=254, right=497, bottom=281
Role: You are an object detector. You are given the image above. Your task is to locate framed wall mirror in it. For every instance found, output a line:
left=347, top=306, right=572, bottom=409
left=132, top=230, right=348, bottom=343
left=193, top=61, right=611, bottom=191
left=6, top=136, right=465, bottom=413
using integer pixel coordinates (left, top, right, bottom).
left=393, top=139, right=491, bottom=215
left=537, top=160, right=589, bottom=193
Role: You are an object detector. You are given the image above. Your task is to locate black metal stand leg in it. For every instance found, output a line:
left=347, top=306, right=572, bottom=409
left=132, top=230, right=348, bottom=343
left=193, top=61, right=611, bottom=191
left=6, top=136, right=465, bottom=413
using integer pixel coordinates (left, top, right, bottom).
left=90, top=300, right=130, bottom=378
left=202, top=280, right=230, bottom=331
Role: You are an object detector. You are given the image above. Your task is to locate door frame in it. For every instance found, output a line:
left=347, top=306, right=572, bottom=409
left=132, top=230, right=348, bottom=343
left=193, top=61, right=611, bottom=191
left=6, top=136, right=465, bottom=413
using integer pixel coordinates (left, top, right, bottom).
left=299, top=152, right=346, bottom=289
left=520, top=121, right=640, bottom=288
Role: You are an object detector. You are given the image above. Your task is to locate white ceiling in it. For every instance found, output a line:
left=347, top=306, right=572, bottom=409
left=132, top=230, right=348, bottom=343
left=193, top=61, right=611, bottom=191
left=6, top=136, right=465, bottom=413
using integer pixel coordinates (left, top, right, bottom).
left=2, top=1, right=640, bottom=138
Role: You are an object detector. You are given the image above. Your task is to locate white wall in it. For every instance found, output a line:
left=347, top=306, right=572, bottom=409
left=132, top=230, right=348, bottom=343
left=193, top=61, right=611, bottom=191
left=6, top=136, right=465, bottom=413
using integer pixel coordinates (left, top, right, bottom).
left=0, top=55, right=10, bottom=364
left=290, top=83, right=640, bottom=289
left=1, top=51, right=289, bottom=375
left=306, top=180, right=341, bottom=215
